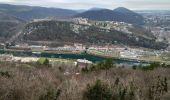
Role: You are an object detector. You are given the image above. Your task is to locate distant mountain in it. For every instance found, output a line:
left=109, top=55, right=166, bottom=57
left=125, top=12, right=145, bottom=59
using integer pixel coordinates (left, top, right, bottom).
left=0, top=4, right=144, bottom=25
left=75, top=9, right=123, bottom=21
left=0, top=4, right=78, bottom=20
left=19, top=20, right=167, bottom=49
left=89, top=7, right=106, bottom=11
left=0, top=13, right=25, bottom=41
left=114, top=7, right=144, bottom=24
left=75, top=7, right=144, bottom=25
left=0, top=13, right=25, bottom=22
left=114, top=7, right=135, bottom=14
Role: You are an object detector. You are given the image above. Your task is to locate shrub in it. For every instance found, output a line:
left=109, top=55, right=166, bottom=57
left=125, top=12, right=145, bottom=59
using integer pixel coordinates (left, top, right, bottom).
left=132, top=65, right=137, bottom=70
left=82, top=59, right=115, bottom=72
left=0, top=71, right=10, bottom=78
left=96, top=58, right=114, bottom=70
left=39, top=88, right=61, bottom=100
left=37, top=58, right=49, bottom=65
left=83, top=80, right=113, bottom=100
left=82, top=66, right=89, bottom=73
left=104, top=58, right=114, bottom=69
left=136, top=62, right=161, bottom=71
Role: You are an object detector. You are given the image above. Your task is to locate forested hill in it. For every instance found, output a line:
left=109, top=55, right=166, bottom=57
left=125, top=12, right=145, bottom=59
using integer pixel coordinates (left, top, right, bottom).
left=20, top=20, right=167, bottom=49
left=75, top=7, right=144, bottom=25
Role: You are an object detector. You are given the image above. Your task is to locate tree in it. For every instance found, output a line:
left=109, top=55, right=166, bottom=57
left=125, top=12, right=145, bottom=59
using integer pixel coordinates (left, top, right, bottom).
left=83, top=80, right=113, bottom=100
left=82, top=59, right=115, bottom=73
left=104, top=58, right=114, bottom=69
left=148, top=76, right=168, bottom=100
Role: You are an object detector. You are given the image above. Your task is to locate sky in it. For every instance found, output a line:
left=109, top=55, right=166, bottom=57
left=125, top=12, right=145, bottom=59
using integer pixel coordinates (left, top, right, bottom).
left=0, top=0, right=169, bottom=10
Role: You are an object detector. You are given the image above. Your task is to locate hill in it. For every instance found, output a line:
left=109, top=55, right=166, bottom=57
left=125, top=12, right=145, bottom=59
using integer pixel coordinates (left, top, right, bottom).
left=75, top=7, right=144, bottom=25
left=0, top=4, right=78, bottom=20
left=19, top=20, right=167, bottom=49
left=0, top=13, right=25, bottom=42
left=0, top=4, right=144, bottom=25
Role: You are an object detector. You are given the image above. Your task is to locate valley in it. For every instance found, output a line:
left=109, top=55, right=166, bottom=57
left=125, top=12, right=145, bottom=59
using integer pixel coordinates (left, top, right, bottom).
left=0, top=4, right=168, bottom=65
left=0, top=2, right=170, bottom=100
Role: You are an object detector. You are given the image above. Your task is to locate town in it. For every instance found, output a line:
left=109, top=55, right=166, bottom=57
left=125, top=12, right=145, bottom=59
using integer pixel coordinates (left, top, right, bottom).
left=0, top=42, right=167, bottom=63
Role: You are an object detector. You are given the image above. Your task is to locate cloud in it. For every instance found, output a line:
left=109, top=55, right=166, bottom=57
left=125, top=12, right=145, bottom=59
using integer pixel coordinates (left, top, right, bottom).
left=124, top=0, right=170, bottom=10
left=0, top=0, right=169, bottom=10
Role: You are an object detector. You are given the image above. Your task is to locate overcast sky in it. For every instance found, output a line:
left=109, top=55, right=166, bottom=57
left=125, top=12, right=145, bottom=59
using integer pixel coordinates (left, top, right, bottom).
left=0, top=0, right=169, bottom=10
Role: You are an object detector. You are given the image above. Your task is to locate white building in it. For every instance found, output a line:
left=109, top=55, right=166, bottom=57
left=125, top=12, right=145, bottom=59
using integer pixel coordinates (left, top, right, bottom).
left=120, top=50, right=138, bottom=59
left=77, top=59, right=92, bottom=64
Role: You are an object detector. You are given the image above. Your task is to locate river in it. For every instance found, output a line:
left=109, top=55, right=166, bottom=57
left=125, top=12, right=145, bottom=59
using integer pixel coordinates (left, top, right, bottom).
left=0, top=49, right=149, bottom=65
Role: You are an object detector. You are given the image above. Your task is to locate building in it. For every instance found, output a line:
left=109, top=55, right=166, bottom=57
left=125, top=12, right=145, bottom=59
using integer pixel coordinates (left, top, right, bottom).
left=74, top=43, right=86, bottom=50
left=76, top=59, right=93, bottom=68
left=120, top=50, right=138, bottom=59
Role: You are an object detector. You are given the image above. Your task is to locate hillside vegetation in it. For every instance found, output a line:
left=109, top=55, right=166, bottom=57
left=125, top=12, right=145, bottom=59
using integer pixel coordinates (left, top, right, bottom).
left=21, top=20, right=167, bottom=49
left=0, top=61, right=169, bottom=100
left=0, top=13, right=25, bottom=41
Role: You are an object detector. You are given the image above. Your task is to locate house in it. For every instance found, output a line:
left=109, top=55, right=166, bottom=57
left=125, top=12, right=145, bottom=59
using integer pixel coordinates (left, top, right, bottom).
left=76, top=59, right=93, bottom=69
